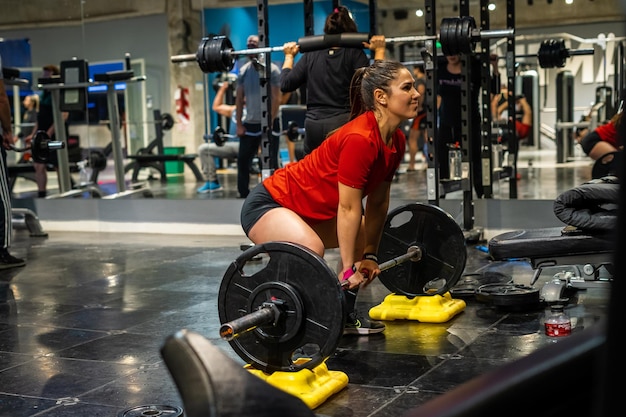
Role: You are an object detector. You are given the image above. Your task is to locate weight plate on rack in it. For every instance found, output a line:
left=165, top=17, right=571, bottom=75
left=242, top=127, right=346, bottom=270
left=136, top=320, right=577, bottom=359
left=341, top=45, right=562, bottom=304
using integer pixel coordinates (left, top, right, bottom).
left=218, top=241, right=346, bottom=373
left=378, top=203, right=467, bottom=297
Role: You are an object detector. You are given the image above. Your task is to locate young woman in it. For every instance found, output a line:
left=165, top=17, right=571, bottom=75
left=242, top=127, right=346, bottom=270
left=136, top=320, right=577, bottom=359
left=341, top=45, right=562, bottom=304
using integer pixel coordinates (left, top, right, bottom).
left=241, top=60, right=419, bottom=335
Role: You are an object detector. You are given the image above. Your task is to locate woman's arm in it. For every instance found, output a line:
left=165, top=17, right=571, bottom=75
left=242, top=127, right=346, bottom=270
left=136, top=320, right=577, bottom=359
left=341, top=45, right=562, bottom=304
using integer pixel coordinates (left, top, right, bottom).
left=336, top=182, right=365, bottom=279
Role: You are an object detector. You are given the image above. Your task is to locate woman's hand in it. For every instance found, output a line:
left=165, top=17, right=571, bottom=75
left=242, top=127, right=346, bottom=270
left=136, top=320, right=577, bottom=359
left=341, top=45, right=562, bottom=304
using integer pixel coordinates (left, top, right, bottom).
left=358, top=259, right=380, bottom=287
left=282, top=42, right=299, bottom=57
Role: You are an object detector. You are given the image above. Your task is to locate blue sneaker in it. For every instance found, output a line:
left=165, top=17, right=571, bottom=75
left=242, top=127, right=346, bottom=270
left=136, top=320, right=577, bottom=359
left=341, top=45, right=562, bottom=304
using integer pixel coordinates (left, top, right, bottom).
left=197, top=181, right=223, bottom=193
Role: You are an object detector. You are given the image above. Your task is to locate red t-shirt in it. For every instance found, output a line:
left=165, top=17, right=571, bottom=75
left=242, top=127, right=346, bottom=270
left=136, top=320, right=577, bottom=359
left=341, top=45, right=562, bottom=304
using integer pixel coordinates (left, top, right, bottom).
left=263, top=111, right=406, bottom=223
left=595, top=120, right=618, bottom=147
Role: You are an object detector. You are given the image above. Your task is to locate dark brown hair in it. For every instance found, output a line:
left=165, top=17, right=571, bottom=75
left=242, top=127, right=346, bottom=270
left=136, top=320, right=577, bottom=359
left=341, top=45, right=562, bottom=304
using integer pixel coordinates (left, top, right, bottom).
left=324, top=6, right=358, bottom=34
left=349, top=60, right=405, bottom=119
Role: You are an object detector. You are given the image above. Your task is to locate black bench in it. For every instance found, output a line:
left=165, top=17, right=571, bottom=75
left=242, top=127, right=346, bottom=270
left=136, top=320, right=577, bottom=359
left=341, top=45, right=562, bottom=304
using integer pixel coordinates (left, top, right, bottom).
left=488, top=226, right=614, bottom=286
left=123, top=109, right=203, bottom=182
left=125, top=153, right=203, bottom=182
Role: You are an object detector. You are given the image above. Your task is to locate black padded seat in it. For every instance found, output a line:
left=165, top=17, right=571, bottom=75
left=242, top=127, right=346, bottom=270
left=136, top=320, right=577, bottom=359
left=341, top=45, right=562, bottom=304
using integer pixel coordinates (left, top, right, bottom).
left=488, top=227, right=615, bottom=286
left=489, top=227, right=615, bottom=262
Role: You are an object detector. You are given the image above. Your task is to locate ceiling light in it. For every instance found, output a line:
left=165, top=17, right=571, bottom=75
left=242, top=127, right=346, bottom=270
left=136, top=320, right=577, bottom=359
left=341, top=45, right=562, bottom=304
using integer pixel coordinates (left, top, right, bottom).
left=415, top=9, right=424, bottom=17
left=488, top=3, right=496, bottom=10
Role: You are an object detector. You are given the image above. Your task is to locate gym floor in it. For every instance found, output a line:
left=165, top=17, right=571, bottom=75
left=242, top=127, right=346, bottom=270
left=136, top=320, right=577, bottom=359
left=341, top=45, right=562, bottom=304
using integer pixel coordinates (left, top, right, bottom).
left=1, top=142, right=613, bottom=417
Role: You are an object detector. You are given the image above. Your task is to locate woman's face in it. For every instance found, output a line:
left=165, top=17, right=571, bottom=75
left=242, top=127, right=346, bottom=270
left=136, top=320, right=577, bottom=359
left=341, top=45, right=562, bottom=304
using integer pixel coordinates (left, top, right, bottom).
left=385, top=68, right=420, bottom=120
left=23, top=96, right=32, bottom=109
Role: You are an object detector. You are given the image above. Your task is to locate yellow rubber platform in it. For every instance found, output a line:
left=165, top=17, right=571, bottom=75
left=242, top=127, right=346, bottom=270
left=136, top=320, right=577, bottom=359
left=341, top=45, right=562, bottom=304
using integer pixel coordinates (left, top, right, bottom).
left=369, top=292, right=466, bottom=322
left=245, top=359, right=349, bottom=409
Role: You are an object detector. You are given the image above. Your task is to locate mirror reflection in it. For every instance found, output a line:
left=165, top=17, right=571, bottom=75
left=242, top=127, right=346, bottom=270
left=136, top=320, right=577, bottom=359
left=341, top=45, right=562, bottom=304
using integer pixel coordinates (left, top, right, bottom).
left=0, top=0, right=623, bottom=202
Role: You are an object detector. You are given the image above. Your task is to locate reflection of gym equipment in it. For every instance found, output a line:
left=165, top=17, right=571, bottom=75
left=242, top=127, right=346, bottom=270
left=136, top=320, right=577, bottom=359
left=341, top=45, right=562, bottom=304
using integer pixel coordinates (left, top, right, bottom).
left=9, top=130, right=65, bottom=163
left=37, top=64, right=153, bottom=198
left=172, top=17, right=514, bottom=73
left=124, top=109, right=203, bottom=182
left=278, top=104, right=306, bottom=161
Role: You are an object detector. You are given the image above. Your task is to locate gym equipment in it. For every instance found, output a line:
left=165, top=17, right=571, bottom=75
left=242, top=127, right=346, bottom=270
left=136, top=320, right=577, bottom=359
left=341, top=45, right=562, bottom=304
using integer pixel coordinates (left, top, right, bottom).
left=217, top=203, right=466, bottom=373
left=591, top=150, right=622, bottom=179
left=9, top=131, right=65, bottom=164
left=512, top=38, right=595, bottom=68
left=161, top=329, right=317, bottom=417
left=209, top=121, right=304, bottom=146
left=218, top=241, right=346, bottom=374
left=171, top=16, right=514, bottom=73
left=489, top=227, right=614, bottom=289
left=117, top=404, right=183, bottom=417
left=377, top=203, right=466, bottom=297
left=125, top=109, right=203, bottom=182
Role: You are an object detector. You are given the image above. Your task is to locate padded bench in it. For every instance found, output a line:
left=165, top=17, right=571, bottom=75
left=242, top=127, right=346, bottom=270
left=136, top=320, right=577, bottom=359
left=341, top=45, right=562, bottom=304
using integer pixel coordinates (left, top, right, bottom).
left=125, top=153, right=203, bottom=182
left=488, top=227, right=615, bottom=286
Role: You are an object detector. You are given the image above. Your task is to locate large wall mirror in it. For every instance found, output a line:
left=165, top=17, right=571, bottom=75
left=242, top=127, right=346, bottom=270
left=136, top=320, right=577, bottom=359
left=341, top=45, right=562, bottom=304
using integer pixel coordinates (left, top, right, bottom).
left=0, top=0, right=624, bottom=202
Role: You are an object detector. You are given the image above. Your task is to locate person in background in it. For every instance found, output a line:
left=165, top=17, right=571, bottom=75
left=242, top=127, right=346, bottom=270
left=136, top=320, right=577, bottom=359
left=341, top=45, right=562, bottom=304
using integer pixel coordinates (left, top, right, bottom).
left=240, top=60, right=419, bottom=335
left=407, top=64, right=427, bottom=171
left=491, top=89, right=533, bottom=142
left=24, top=65, right=69, bottom=198
left=437, top=54, right=498, bottom=198
left=579, top=110, right=623, bottom=161
left=20, top=94, right=39, bottom=139
left=235, top=35, right=281, bottom=199
left=280, top=5, right=386, bottom=155
left=197, top=80, right=242, bottom=193
left=0, top=54, right=26, bottom=268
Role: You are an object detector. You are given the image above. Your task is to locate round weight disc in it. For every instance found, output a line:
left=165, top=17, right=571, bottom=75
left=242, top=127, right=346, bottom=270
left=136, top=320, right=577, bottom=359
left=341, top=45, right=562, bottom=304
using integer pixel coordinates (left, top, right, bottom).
left=378, top=203, right=466, bottom=297
left=218, top=241, right=346, bottom=373
left=475, top=283, right=540, bottom=307
left=117, top=404, right=183, bottom=417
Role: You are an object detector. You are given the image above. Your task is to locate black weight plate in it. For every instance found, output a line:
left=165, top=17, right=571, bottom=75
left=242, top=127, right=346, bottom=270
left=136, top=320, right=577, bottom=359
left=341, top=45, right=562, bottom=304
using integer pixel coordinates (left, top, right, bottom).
left=440, top=17, right=457, bottom=56
left=378, top=203, right=467, bottom=297
left=117, top=404, right=183, bottom=417
left=475, top=283, right=540, bottom=307
left=218, top=241, right=346, bottom=373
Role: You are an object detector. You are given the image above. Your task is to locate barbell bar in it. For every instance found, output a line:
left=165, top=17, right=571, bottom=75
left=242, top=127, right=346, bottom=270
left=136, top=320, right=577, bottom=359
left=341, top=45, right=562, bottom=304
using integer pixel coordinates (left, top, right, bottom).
left=220, top=245, right=422, bottom=342
left=171, top=16, right=514, bottom=73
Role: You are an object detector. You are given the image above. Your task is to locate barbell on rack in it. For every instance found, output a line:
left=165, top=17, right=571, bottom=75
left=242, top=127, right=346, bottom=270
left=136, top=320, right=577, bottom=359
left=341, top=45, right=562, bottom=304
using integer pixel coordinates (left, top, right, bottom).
left=171, top=16, right=514, bottom=73
left=10, top=130, right=65, bottom=163
left=217, top=203, right=467, bottom=373
left=206, top=121, right=305, bottom=146
left=515, top=38, right=595, bottom=68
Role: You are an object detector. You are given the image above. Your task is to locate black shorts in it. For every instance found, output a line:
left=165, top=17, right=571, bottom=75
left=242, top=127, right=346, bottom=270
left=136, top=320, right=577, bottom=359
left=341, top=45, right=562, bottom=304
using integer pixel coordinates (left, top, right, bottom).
left=240, top=183, right=282, bottom=236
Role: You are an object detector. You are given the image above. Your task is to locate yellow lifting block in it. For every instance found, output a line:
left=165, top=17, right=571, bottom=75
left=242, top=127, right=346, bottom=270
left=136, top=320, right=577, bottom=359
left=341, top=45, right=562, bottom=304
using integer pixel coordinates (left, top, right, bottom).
left=245, top=359, right=349, bottom=409
left=369, top=292, right=466, bottom=322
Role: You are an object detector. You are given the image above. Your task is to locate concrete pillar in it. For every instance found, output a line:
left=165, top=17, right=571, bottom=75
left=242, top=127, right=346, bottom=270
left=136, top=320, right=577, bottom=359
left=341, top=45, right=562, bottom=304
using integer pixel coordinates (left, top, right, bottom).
left=166, top=0, right=206, bottom=182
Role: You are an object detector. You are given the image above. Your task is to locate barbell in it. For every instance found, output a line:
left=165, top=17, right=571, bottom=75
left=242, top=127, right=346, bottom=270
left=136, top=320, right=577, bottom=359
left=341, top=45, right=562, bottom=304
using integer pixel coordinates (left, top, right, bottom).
left=407, top=37, right=595, bottom=69
left=10, top=130, right=65, bottom=163
left=221, top=245, right=422, bottom=342
left=207, top=121, right=305, bottom=146
left=171, top=16, right=514, bottom=73
left=515, top=38, right=595, bottom=68
left=217, top=203, right=467, bottom=373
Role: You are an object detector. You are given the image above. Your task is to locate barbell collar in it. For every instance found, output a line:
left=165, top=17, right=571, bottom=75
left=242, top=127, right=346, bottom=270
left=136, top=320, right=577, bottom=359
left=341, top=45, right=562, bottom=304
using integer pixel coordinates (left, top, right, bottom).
left=219, top=303, right=279, bottom=341
left=171, top=53, right=196, bottom=63
left=379, top=246, right=422, bottom=272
